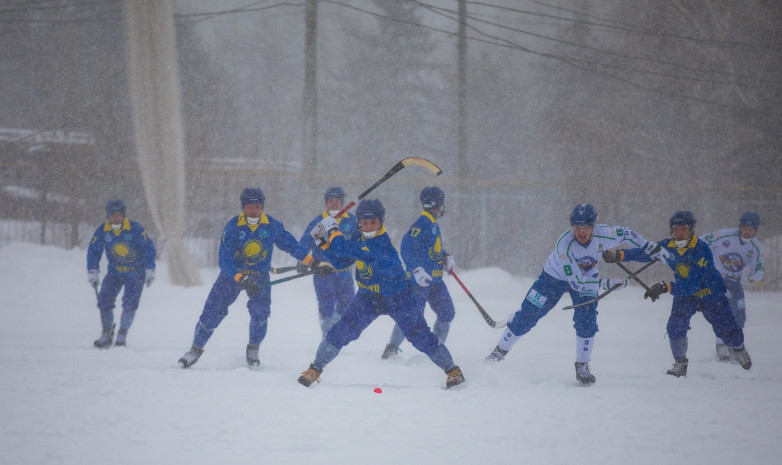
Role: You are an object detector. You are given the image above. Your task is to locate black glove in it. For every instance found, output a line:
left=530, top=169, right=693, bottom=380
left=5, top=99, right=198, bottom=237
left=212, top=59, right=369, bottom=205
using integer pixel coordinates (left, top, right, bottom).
left=602, top=249, right=624, bottom=264
left=237, top=274, right=260, bottom=296
left=644, top=281, right=668, bottom=302
left=297, top=259, right=321, bottom=274
left=315, top=264, right=335, bottom=277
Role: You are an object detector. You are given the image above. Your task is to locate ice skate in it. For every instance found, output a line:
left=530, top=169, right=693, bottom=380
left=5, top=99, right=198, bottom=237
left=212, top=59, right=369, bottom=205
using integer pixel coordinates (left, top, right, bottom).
left=298, top=363, right=322, bottom=387
left=574, top=362, right=596, bottom=385
left=446, top=365, right=465, bottom=388
left=178, top=346, right=204, bottom=368
left=484, top=346, right=508, bottom=364
left=380, top=343, right=400, bottom=360
left=114, top=329, right=127, bottom=347
left=667, top=358, right=688, bottom=377
left=246, top=344, right=260, bottom=367
left=93, top=324, right=115, bottom=349
left=729, top=345, right=752, bottom=370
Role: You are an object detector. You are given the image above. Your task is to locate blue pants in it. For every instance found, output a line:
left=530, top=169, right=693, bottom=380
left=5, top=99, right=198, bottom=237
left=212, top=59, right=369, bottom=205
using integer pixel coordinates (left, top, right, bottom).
left=97, top=272, right=145, bottom=332
left=313, top=270, right=355, bottom=331
left=507, top=271, right=599, bottom=339
left=192, top=272, right=272, bottom=348
left=389, top=282, right=455, bottom=346
left=666, top=294, right=743, bottom=350
left=723, top=278, right=746, bottom=329
left=316, top=286, right=455, bottom=371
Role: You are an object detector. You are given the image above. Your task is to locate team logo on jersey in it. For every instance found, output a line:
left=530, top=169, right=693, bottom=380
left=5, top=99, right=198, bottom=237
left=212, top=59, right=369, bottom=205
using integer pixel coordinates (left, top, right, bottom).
left=747, top=251, right=754, bottom=259
left=240, top=240, right=267, bottom=265
left=428, top=236, right=444, bottom=262
left=110, top=242, right=136, bottom=264
left=576, top=256, right=597, bottom=272
left=719, top=253, right=744, bottom=272
left=356, top=260, right=373, bottom=280
left=722, top=240, right=731, bottom=248
left=676, top=263, right=690, bottom=278
left=526, top=289, right=547, bottom=308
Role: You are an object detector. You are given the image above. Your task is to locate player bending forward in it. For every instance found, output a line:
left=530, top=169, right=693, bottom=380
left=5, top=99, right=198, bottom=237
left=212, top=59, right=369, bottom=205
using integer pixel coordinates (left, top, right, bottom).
left=297, top=199, right=465, bottom=389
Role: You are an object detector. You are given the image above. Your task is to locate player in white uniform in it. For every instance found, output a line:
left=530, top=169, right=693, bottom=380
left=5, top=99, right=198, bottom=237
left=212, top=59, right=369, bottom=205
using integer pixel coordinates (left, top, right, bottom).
left=701, top=211, right=765, bottom=360
left=485, top=203, right=669, bottom=384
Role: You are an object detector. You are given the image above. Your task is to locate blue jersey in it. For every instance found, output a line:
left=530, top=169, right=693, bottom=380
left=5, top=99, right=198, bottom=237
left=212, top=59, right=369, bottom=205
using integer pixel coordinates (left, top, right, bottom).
left=87, top=218, right=156, bottom=277
left=400, top=211, right=447, bottom=284
left=299, top=211, right=358, bottom=266
left=624, top=236, right=726, bottom=302
left=325, top=226, right=409, bottom=296
left=219, top=212, right=310, bottom=278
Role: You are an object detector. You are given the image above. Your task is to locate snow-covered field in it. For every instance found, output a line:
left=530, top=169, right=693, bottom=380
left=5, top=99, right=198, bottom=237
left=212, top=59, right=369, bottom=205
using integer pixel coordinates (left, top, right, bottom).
left=1, top=242, right=780, bottom=465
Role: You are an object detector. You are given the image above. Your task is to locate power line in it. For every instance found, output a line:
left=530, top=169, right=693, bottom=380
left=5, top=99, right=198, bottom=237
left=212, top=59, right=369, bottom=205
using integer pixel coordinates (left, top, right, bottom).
left=2, top=0, right=778, bottom=104
left=421, top=1, right=778, bottom=90
left=319, top=0, right=779, bottom=106
left=469, top=0, right=780, bottom=52
left=174, top=1, right=304, bottom=26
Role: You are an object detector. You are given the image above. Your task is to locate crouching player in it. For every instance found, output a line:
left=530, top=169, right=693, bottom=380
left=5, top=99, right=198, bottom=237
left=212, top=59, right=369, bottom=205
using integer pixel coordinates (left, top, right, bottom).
left=297, top=199, right=465, bottom=389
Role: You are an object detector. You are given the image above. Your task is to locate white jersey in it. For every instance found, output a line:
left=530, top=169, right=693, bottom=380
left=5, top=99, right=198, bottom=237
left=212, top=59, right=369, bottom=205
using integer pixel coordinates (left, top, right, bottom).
left=543, top=224, right=651, bottom=297
left=701, top=228, right=764, bottom=282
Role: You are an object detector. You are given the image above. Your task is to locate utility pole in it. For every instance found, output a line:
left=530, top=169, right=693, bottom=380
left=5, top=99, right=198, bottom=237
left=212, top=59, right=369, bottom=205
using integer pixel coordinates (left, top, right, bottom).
left=456, top=0, right=472, bottom=265
left=457, top=0, right=467, bottom=181
left=303, top=0, right=319, bottom=179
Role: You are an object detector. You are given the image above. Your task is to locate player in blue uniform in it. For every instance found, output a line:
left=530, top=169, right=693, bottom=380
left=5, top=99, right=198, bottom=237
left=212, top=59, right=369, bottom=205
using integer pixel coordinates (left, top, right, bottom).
left=604, top=210, right=752, bottom=377
left=87, top=199, right=156, bottom=348
left=178, top=187, right=315, bottom=368
left=381, top=186, right=456, bottom=359
left=297, top=199, right=465, bottom=389
left=298, top=187, right=358, bottom=336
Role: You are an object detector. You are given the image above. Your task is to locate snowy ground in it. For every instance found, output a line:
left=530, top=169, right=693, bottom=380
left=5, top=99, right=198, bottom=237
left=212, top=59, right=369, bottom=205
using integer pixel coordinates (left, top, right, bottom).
left=1, top=242, right=781, bottom=465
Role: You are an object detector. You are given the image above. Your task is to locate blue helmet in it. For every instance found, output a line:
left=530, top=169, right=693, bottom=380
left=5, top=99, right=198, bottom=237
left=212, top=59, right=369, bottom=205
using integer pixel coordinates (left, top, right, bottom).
left=669, top=210, right=696, bottom=230
left=356, top=199, right=385, bottom=222
left=105, top=199, right=126, bottom=217
left=570, top=203, right=597, bottom=226
left=240, top=187, right=265, bottom=207
left=420, top=186, right=445, bottom=210
left=324, top=186, right=345, bottom=202
left=739, top=211, right=760, bottom=230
